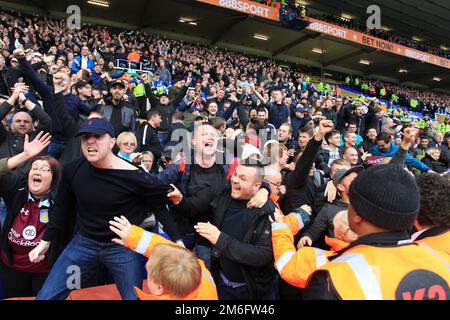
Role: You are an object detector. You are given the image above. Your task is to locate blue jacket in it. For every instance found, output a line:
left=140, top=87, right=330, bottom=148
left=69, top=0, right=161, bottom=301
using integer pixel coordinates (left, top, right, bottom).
left=267, top=102, right=289, bottom=129
left=71, top=55, right=95, bottom=73
left=372, top=144, right=430, bottom=172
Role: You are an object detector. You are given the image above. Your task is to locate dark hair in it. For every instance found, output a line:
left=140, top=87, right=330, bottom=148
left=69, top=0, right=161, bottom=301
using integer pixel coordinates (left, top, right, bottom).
left=256, top=107, right=267, bottom=115
left=79, top=69, right=91, bottom=81
left=211, top=117, right=226, bottom=130
left=325, top=130, right=340, bottom=144
left=415, top=174, right=450, bottom=227
left=299, top=126, right=314, bottom=137
left=376, top=132, right=391, bottom=143
left=373, top=106, right=382, bottom=113
left=28, top=156, right=62, bottom=191
left=172, top=112, right=184, bottom=121
left=238, top=159, right=265, bottom=182
left=146, top=109, right=160, bottom=120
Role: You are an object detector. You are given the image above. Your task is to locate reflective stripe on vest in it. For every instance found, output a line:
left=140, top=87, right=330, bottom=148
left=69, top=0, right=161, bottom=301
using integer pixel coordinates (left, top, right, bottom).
left=135, top=231, right=153, bottom=255
left=418, top=243, right=450, bottom=270
left=276, top=250, right=296, bottom=272
left=314, top=248, right=327, bottom=268
left=292, top=213, right=304, bottom=229
left=332, top=253, right=383, bottom=300
left=202, top=270, right=216, bottom=288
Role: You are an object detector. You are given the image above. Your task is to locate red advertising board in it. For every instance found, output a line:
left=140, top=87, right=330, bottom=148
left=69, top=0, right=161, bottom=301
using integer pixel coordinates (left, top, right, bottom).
left=197, top=0, right=279, bottom=21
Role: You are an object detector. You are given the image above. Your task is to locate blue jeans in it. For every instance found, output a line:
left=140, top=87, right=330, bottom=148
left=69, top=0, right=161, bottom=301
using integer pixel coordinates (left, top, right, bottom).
left=36, top=234, right=143, bottom=300
left=47, top=140, right=67, bottom=159
left=0, top=198, right=7, bottom=229
left=194, top=245, right=211, bottom=271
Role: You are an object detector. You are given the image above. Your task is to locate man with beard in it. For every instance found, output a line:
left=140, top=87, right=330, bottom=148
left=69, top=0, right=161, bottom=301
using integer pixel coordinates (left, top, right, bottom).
left=254, top=107, right=276, bottom=144
left=99, top=80, right=136, bottom=137
left=278, top=123, right=300, bottom=160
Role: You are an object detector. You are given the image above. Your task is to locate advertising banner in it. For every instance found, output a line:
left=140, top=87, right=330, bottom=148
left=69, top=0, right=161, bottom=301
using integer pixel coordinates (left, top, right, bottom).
left=197, top=0, right=450, bottom=69
left=197, top=0, right=279, bottom=21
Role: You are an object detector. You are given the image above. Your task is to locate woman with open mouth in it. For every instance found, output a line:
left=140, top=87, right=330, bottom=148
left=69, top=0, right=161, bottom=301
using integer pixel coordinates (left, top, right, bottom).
left=0, top=131, right=61, bottom=298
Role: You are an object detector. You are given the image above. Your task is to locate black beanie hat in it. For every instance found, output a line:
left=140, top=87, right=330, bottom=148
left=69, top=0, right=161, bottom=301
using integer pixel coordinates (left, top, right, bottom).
left=349, top=164, right=420, bottom=231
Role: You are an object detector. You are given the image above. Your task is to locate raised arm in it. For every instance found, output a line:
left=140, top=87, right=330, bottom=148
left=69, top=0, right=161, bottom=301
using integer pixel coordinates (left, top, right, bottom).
left=286, top=120, right=333, bottom=188
left=3, top=131, right=51, bottom=173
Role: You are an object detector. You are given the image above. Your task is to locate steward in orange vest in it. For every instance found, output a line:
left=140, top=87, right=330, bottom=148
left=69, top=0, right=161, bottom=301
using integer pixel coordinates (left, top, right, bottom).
left=303, top=164, right=450, bottom=300
left=272, top=208, right=353, bottom=288
left=109, top=217, right=218, bottom=300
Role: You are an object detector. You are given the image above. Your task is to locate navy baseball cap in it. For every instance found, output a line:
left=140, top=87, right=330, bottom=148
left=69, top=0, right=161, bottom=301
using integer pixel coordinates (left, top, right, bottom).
left=295, top=105, right=305, bottom=113
left=76, top=118, right=115, bottom=137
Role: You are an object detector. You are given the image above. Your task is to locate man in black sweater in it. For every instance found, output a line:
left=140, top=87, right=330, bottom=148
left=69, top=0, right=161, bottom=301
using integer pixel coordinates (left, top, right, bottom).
left=29, top=118, right=180, bottom=300
left=144, top=76, right=191, bottom=146
left=136, top=109, right=163, bottom=159
left=282, top=120, right=334, bottom=214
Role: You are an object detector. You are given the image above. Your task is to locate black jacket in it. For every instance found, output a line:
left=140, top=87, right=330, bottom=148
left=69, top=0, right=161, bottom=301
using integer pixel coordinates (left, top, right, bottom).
left=0, top=66, right=21, bottom=96
left=336, top=104, right=352, bottom=133
left=283, top=137, right=322, bottom=213
left=136, top=122, right=163, bottom=159
left=145, top=84, right=188, bottom=132
left=211, top=185, right=276, bottom=300
left=361, top=138, right=376, bottom=153
left=350, top=114, right=366, bottom=136
left=364, top=103, right=381, bottom=135
left=302, top=199, right=348, bottom=243
left=421, top=154, right=448, bottom=174
left=440, top=141, right=450, bottom=163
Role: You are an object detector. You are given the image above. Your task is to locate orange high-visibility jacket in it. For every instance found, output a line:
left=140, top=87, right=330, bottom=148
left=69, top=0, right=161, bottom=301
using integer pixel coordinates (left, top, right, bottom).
left=124, top=225, right=218, bottom=300
left=271, top=212, right=350, bottom=288
left=306, top=242, right=450, bottom=300
left=415, top=228, right=450, bottom=255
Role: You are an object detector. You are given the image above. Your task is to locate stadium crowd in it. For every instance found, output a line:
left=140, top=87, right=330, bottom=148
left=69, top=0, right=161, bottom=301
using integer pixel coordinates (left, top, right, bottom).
left=252, top=0, right=450, bottom=59
left=343, top=76, right=450, bottom=117
left=0, top=9, right=449, bottom=300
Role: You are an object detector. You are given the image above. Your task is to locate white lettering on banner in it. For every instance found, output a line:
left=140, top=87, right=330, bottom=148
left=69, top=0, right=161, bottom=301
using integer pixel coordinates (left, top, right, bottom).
left=309, top=22, right=347, bottom=38
left=405, top=49, right=430, bottom=63
left=218, top=0, right=269, bottom=18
